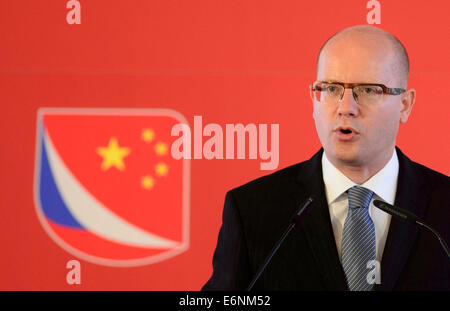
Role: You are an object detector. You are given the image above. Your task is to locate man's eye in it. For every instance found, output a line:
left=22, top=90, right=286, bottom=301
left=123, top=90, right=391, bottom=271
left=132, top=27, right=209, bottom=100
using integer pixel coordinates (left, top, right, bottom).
left=327, top=86, right=337, bottom=92
left=362, top=87, right=383, bottom=95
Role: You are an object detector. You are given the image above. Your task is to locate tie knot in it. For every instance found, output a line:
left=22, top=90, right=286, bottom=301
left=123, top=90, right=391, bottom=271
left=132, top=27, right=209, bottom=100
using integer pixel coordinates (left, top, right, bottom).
left=347, top=186, right=374, bottom=210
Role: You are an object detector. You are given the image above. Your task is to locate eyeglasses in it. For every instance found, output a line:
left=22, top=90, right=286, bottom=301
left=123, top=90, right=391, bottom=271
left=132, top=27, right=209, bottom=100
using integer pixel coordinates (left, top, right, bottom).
left=310, top=81, right=406, bottom=105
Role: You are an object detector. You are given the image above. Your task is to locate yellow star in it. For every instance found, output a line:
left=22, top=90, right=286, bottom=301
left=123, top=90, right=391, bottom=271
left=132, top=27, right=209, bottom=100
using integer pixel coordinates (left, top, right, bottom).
left=96, top=137, right=130, bottom=171
left=154, top=142, right=168, bottom=156
left=141, top=175, right=155, bottom=190
left=141, top=129, right=155, bottom=143
left=155, top=162, right=169, bottom=177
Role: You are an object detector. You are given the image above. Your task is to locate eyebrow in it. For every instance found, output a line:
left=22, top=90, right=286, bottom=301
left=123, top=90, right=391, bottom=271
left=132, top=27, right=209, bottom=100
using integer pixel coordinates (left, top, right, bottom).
left=322, top=80, right=378, bottom=84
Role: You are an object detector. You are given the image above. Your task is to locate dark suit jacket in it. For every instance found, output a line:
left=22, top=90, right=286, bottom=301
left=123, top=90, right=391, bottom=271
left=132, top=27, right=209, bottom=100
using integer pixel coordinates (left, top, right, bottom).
left=202, top=147, right=450, bottom=290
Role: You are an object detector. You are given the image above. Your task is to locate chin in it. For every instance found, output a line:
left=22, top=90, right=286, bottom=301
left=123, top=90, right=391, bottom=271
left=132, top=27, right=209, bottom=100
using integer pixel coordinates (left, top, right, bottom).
left=330, top=144, right=361, bottom=164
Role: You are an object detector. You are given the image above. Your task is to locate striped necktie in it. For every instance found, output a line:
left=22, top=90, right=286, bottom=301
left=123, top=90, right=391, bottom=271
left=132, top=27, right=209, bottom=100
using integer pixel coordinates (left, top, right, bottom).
left=341, top=186, right=376, bottom=291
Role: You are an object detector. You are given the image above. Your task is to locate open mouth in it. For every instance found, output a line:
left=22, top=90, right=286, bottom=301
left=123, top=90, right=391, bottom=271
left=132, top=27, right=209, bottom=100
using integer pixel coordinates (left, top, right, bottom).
left=340, top=128, right=353, bottom=134
left=335, top=127, right=357, bottom=141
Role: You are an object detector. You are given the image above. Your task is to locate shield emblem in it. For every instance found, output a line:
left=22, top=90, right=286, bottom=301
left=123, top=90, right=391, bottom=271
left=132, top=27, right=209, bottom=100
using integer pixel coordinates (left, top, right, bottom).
left=34, top=108, right=190, bottom=267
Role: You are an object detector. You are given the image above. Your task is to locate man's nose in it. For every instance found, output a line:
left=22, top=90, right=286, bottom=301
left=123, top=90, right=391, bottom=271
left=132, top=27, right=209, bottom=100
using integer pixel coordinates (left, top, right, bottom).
left=337, top=88, right=359, bottom=117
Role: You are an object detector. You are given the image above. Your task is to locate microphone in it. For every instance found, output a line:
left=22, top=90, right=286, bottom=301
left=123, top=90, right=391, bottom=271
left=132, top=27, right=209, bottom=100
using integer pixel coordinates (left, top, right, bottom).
left=247, top=196, right=315, bottom=291
left=373, top=200, right=450, bottom=259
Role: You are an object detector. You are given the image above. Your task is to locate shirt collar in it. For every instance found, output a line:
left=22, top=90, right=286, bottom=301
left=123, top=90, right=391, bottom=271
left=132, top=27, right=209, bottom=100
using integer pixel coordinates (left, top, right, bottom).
left=322, top=149, right=399, bottom=205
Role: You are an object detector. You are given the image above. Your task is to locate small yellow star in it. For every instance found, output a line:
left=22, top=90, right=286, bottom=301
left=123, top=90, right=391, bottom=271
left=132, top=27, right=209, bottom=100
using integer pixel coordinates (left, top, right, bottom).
left=155, top=162, right=169, bottom=177
left=141, top=129, right=155, bottom=143
left=96, top=137, right=130, bottom=171
left=141, top=175, right=155, bottom=190
left=154, top=142, right=168, bottom=156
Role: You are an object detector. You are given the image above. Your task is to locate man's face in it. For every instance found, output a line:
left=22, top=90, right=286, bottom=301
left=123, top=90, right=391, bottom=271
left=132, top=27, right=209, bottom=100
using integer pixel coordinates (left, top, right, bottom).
left=312, top=33, right=413, bottom=168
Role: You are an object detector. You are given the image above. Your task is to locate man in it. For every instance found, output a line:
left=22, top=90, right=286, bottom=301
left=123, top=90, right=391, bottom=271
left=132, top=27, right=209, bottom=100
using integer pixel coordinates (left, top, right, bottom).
left=202, top=25, right=449, bottom=290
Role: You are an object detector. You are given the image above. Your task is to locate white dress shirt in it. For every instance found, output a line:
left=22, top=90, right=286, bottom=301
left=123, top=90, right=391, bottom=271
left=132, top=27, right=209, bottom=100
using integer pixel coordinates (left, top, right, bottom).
left=322, top=149, right=399, bottom=263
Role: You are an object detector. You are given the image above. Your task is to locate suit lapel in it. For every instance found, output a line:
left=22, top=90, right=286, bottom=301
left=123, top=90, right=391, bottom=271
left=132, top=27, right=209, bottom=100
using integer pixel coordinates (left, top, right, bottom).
left=375, top=147, right=427, bottom=291
left=290, top=149, right=348, bottom=290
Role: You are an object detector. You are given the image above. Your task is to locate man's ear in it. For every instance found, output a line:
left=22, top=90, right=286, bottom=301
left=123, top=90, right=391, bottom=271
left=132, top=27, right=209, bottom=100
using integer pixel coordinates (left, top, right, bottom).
left=400, top=88, right=416, bottom=123
left=310, top=88, right=315, bottom=103
left=310, top=88, right=317, bottom=120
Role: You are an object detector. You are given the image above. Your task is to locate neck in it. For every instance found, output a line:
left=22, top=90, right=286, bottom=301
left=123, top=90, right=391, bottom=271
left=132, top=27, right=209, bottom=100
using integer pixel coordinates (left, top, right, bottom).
left=326, top=148, right=395, bottom=184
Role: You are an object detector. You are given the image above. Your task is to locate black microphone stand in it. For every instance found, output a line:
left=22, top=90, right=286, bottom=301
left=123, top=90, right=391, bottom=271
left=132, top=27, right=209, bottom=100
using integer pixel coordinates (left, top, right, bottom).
left=247, top=197, right=315, bottom=291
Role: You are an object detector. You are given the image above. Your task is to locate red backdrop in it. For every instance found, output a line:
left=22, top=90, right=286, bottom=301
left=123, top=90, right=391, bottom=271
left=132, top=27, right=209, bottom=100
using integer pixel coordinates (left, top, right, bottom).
left=0, top=0, right=448, bottom=290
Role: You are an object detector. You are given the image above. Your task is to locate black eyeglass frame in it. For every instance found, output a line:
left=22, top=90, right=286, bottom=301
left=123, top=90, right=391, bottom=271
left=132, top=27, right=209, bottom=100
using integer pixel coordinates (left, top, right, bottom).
left=310, top=81, right=406, bottom=98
